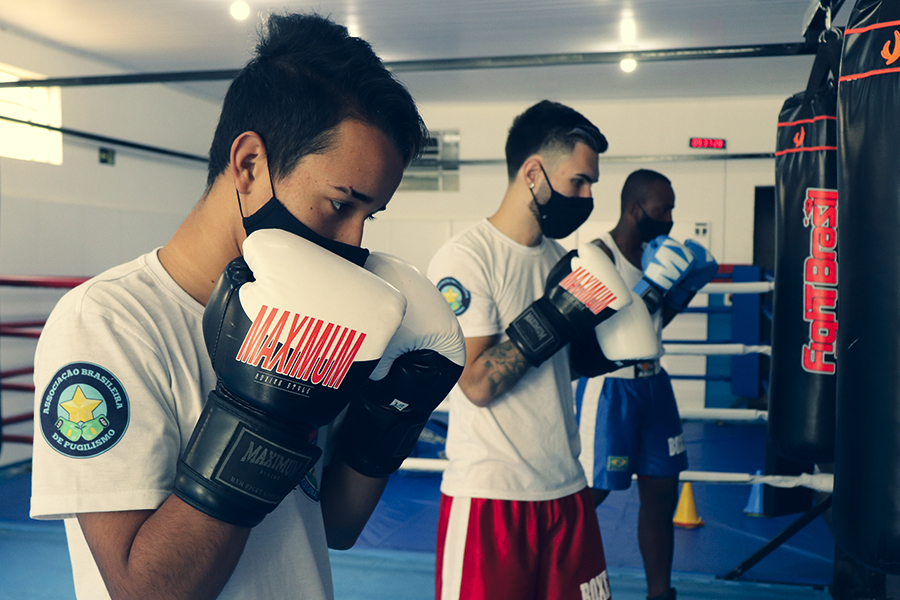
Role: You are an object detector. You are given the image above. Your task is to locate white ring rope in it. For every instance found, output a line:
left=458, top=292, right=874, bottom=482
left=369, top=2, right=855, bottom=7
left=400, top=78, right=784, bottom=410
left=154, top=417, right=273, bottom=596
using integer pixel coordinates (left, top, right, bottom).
left=663, top=343, right=771, bottom=356
left=678, top=408, right=767, bottom=422
left=398, top=459, right=833, bottom=493
left=432, top=405, right=768, bottom=422
left=401, top=457, right=448, bottom=472
left=699, top=281, right=774, bottom=295
left=679, top=471, right=833, bottom=493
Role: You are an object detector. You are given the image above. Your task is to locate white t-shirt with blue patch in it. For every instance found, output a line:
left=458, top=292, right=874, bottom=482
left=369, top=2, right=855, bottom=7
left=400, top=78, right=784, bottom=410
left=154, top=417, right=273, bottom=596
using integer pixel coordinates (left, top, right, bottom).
left=427, top=219, right=588, bottom=502
left=30, top=249, right=333, bottom=600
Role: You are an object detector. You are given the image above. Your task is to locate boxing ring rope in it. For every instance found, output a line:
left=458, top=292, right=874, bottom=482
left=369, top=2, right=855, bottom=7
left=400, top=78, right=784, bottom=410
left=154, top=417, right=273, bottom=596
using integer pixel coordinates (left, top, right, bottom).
left=678, top=408, right=767, bottom=422
left=0, top=275, right=90, bottom=289
left=698, top=281, right=774, bottom=295
left=664, top=343, right=771, bottom=356
left=398, top=459, right=832, bottom=493
left=0, top=275, right=88, bottom=447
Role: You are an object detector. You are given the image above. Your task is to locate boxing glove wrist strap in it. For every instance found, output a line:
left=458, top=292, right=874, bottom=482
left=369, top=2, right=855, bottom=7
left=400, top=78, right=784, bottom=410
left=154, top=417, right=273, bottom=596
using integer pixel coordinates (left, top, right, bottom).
left=336, top=395, right=426, bottom=478
left=174, top=387, right=321, bottom=527
left=506, top=297, right=573, bottom=366
left=337, top=350, right=463, bottom=478
left=664, top=288, right=697, bottom=313
left=634, top=280, right=664, bottom=314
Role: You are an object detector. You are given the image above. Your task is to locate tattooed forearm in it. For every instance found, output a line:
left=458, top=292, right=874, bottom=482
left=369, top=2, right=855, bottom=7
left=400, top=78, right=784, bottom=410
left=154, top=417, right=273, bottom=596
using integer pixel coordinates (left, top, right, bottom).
left=480, top=340, right=530, bottom=399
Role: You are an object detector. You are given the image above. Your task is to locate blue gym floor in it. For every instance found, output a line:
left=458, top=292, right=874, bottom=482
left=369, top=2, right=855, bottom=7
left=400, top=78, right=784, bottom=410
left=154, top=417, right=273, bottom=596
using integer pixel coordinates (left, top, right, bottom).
left=1, top=421, right=834, bottom=599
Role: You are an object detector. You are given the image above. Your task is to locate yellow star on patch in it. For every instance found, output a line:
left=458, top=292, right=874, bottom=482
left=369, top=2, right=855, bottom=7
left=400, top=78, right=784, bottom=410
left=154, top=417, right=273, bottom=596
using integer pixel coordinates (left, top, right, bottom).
left=60, top=386, right=102, bottom=424
left=442, top=287, right=460, bottom=306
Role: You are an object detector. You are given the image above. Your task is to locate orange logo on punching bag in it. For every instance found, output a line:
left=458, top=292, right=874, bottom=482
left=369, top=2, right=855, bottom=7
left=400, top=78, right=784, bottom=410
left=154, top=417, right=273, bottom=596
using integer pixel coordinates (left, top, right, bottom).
left=882, top=30, right=900, bottom=65
left=793, top=127, right=805, bottom=148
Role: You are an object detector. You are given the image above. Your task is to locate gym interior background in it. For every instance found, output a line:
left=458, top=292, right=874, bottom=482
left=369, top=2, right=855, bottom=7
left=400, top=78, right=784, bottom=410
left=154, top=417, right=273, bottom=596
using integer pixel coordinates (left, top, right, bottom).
left=0, top=1, right=886, bottom=599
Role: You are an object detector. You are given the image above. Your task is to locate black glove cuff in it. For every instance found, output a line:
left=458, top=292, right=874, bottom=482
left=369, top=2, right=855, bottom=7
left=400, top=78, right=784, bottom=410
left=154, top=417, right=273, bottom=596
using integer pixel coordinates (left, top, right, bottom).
left=336, top=350, right=463, bottom=478
left=506, top=298, right=571, bottom=366
left=337, top=398, right=427, bottom=478
left=639, top=286, right=665, bottom=315
left=174, top=389, right=321, bottom=527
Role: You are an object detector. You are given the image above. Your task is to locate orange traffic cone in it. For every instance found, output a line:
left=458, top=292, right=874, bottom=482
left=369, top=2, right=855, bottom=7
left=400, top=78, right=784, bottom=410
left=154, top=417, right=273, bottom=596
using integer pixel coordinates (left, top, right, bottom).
left=673, top=481, right=704, bottom=528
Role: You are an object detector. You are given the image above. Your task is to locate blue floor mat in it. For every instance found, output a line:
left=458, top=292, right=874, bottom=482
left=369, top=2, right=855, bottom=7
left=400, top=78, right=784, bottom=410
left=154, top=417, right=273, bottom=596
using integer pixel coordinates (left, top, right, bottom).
left=0, top=419, right=835, bottom=599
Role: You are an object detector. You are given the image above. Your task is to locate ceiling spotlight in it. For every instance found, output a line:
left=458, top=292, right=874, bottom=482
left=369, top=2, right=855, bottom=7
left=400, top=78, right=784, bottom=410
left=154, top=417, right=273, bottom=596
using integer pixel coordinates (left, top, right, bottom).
left=620, top=17, right=637, bottom=45
left=620, top=58, right=637, bottom=73
left=230, top=1, right=250, bottom=21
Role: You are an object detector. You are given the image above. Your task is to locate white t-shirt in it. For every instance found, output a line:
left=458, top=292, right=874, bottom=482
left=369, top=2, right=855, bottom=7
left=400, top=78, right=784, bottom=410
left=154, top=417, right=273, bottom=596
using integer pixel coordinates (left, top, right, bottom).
left=427, top=219, right=587, bottom=501
left=597, top=231, right=664, bottom=378
left=30, top=249, right=334, bottom=600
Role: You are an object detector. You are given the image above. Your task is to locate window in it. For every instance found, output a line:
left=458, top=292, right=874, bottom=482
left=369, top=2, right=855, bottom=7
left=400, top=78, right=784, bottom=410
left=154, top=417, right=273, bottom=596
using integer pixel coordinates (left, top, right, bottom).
left=0, top=62, right=62, bottom=165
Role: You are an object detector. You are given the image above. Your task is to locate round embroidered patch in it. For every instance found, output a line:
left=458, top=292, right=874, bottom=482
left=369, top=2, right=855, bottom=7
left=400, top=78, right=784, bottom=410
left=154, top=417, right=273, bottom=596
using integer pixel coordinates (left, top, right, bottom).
left=39, top=362, right=130, bottom=459
left=437, top=277, right=471, bottom=316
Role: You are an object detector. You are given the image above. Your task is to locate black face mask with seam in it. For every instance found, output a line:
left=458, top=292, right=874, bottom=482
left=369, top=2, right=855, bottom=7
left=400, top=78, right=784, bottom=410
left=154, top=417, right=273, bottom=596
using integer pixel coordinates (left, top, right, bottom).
left=242, top=195, right=369, bottom=267
left=635, top=203, right=673, bottom=243
left=531, top=164, right=593, bottom=239
left=238, top=161, right=369, bottom=267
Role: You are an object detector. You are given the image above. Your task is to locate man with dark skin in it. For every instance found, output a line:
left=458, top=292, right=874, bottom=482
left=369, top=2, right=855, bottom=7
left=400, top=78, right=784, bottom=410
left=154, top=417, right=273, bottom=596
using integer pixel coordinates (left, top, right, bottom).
left=577, top=169, right=704, bottom=600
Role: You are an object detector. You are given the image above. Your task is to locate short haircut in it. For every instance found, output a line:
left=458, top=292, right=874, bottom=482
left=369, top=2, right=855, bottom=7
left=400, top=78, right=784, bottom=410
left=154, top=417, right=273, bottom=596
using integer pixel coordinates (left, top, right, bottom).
left=621, top=169, right=672, bottom=211
left=206, top=12, right=428, bottom=188
left=504, top=100, right=608, bottom=181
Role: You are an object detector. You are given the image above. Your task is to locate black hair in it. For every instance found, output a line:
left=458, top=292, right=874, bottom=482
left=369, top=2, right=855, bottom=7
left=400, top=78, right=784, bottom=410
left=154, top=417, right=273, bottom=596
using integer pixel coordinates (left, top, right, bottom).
left=504, top=100, right=608, bottom=181
left=206, top=12, right=428, bottom=188
left=621, top=169, right=672, bottom=211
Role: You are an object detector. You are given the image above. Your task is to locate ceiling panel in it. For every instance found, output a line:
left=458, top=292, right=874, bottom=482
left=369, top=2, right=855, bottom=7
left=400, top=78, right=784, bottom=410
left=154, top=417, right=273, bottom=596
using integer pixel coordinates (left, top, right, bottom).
left=0, top=1, right=845, bottom=102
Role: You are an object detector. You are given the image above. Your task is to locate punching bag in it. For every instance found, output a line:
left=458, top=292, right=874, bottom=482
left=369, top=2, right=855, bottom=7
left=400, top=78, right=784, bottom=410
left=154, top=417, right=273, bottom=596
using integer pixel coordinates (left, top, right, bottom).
left=768, top=38, right=840, bottom=464
left=834, top=0, right=900, bottom=574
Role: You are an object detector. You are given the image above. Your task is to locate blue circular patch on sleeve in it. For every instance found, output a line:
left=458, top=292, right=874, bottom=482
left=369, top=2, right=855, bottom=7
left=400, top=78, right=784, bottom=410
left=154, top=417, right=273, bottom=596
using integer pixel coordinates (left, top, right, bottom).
left=437, top=277, right=471, bottom=316
left=38, top=362, right=130, bottom=459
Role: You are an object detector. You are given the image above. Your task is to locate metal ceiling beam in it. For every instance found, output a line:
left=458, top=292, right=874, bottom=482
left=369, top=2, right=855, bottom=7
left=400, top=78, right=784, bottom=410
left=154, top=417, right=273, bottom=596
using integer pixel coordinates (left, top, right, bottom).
left=0, top=42, right=816, bottom=89
left=389, top=42, right=816, bottom=73
left=0, top=114, right=209, bottom=163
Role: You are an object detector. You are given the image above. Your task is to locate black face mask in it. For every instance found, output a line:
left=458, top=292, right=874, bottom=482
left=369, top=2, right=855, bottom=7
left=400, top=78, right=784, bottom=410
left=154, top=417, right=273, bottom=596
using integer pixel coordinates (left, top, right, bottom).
left=530, top=165, right=593, bottom=239
left=239, top=171, right=370, bottom=267
left=636, top=203, right=673, bottom=243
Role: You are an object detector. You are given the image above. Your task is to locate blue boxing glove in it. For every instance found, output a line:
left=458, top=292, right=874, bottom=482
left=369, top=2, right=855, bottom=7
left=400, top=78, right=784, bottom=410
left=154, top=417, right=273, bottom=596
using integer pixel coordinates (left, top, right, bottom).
left=664, top=240, right=718, bottom=313
left=632, top=235, right=696, bottom=314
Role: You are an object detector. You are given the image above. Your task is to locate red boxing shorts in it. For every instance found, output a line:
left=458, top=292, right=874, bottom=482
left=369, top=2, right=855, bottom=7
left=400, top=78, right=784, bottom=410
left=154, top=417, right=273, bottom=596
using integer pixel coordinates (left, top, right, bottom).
left=436, top=487, right=610, bottom=600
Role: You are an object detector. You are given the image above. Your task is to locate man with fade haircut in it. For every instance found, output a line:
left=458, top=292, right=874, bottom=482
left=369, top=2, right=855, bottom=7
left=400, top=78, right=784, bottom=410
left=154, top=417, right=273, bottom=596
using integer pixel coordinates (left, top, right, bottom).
left=29, top=12, right=467, bottom=600
left=574, top=168, right=719, bottom=600
left=428, top=100, right=642, bottom=600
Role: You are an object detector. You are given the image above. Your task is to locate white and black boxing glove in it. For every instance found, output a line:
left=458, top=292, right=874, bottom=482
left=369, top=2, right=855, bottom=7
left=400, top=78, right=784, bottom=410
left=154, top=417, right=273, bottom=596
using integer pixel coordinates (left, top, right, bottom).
left=571, top=289, right=663, bottom=377
left=506, top=242, right=634, bottom=366
left=336, top=253, right=466, bottom=478
left=174, top=229, right=407, bottom=527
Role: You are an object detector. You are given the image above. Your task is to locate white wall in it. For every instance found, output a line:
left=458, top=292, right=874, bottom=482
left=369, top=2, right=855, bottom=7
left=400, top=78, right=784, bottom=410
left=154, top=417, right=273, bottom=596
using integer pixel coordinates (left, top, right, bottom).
left=0, top=29, right=219, bottom=466
left=0, top=30, right=787, bottom=466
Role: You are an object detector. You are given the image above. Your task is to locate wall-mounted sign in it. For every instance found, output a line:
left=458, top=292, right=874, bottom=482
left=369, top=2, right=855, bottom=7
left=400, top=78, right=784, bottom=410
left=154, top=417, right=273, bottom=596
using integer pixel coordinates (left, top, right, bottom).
left=689, top=137, right=726, bottom=150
